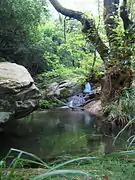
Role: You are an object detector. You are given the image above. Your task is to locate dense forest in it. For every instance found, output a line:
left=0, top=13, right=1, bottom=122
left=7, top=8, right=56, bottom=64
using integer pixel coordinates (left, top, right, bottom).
left=1, top=0, right=135, bottom=179
left=0, top=0, right=94, bottom=76
left=1, top=0, right=135, bottom=119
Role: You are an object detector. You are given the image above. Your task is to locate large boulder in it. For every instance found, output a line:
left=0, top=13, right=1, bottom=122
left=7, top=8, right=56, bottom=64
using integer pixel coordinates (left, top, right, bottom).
left=0, top=62, right=40, bottom=123
left=84, top=100, right=103, bottom=116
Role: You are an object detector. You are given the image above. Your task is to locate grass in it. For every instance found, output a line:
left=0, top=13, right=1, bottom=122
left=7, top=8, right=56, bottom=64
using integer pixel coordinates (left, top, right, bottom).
left=104, top=87, right=135, bottom=121
left=1, top=149, right=135, bottom=179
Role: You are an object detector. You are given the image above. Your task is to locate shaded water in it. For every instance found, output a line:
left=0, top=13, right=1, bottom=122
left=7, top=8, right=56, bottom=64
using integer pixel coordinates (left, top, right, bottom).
left=0, top=109, right=131, bottom=162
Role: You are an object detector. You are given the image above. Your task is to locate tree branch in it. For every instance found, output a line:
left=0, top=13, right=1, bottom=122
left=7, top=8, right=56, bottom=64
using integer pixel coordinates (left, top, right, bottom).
left=120, top=0, right=133, bottom=30
left=49, top=0, right=109, bottom=63
left=104, top=0, right=120, bottom=44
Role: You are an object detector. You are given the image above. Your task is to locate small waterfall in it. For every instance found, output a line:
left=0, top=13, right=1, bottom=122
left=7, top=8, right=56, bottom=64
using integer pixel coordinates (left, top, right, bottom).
left=68, top=95, right=85, bottom=108
left=83, top=82, right=92, bottom=93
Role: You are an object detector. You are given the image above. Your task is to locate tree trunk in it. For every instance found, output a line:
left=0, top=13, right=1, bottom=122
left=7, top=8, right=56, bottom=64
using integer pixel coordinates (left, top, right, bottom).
left=101, top=66, right=133, bottom=104
left=101, top=0, right=133, bottom=104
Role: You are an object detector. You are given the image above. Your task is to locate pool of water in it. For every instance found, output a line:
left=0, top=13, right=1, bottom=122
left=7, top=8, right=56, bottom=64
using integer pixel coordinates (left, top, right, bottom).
left=0, top=109, right=131, bottom=162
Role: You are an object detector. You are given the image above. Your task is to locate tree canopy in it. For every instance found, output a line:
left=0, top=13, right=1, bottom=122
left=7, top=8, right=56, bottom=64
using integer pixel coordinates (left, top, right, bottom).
left=0, top=0, right=49, bottom=75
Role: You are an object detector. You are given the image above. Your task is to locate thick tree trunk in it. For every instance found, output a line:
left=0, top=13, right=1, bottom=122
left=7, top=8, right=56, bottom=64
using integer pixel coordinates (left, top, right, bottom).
left=101, top=66, right=133, bottom=104
left=102, top=0, right=133, bottom=103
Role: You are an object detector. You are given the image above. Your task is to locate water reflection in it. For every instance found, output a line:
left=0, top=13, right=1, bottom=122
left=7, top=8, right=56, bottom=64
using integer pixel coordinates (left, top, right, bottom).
left=0, top=109, right=131, bottom=161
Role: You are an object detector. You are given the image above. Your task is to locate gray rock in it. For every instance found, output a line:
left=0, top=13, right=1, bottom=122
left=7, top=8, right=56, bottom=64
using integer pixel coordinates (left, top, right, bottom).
left=42, top=79, right=82, bottom=99
left=0, top=62, right=40, bottom=123
left=84, top=100, right=103, bottom=116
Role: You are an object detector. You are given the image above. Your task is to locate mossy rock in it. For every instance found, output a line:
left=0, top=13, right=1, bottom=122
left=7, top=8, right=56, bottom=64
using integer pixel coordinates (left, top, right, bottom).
left=60, top=88, right=69, bottom=98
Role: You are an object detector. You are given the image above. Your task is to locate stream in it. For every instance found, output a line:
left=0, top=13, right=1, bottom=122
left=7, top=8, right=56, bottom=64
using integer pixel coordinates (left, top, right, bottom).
left=0, top=109, right=131, bottom=163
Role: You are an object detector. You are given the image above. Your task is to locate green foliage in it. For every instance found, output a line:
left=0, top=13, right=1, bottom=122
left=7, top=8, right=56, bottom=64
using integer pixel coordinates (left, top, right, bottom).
left=38, top=18, right=95, bottom=70
left=0, top=0, right=103, bottom=79
left=37, top=65, right=86, bottom=88
left=1, top=148, right=135, bottom=179
left=36, top=17, right=105, bottom=87
left=0, top=0, right=49, bottom=75
left=128, top=0, right=135, bottom=21
left=0, top=58, right=6, bottom=62
left=36, top=19, right=101, bottom=87
left=0, top=0, right=42, bottom=47
left=39, top=99, right=63, bottom=109
left=104, top=87, right=135, bottom=119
